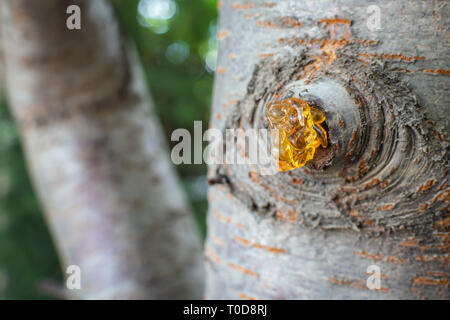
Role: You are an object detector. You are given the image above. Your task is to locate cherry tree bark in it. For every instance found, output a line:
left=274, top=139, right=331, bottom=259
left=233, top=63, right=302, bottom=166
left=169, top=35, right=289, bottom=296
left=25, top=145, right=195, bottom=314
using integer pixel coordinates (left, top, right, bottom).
left=205, top=0, right=449, bottom=299
left=1, top=0, right=203, bottom=299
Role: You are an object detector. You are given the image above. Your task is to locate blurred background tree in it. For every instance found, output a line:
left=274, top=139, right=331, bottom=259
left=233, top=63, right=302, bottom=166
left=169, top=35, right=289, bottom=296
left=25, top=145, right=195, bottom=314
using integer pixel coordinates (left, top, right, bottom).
left=0, top=0, right=217, bottom=299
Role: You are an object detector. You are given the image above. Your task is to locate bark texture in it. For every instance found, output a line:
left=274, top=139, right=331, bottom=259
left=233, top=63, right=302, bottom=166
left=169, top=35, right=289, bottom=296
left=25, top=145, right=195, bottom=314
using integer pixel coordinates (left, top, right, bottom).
left=1, top=0, right=203, bottom=299
left=206, top=0, right=449, bottom=299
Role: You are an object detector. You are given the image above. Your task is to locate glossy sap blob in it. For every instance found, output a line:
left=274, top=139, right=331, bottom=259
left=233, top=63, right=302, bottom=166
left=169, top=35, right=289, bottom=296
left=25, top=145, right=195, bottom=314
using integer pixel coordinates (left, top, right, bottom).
left=265, top=97, right=327, bottom=171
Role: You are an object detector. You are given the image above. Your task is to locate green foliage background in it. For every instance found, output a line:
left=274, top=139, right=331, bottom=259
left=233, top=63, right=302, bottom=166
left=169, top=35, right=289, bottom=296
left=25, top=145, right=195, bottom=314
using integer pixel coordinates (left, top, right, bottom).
left=0, top=0, right=217, bottom=299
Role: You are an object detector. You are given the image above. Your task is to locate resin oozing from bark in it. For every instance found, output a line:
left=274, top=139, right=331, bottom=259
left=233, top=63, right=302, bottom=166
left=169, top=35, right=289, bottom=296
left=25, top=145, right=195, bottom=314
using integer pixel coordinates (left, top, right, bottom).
left=265, top=97, right=327, bottom=171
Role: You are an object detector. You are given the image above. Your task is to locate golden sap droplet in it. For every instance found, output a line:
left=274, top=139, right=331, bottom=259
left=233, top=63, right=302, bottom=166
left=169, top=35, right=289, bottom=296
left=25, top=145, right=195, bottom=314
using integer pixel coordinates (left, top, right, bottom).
left=265, top=97, right=327, bottom=171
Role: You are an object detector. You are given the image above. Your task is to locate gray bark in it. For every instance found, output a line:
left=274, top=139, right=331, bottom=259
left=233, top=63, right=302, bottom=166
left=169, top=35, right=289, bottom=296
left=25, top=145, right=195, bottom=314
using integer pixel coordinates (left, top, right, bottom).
left=206, top=0, right=449, bottom=299
left=1, top=0, right=204, bottom=299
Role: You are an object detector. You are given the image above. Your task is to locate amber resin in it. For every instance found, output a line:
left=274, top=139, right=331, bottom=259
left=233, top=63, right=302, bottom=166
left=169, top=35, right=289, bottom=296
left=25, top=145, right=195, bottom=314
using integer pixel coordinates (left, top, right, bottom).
left=265, top=97, right=327, bottom=171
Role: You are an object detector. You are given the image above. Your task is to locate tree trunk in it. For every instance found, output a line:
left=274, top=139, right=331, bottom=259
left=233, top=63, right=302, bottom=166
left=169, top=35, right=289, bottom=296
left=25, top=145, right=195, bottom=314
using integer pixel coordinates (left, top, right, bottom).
left=206, top=0, right=449, bottom=299
left=1, top=0, right=203, bottom=299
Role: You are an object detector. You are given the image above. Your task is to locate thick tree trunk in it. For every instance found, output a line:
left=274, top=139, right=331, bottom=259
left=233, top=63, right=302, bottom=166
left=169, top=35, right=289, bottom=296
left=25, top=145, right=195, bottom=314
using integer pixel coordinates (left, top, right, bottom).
left=206, top=0, right=449, bottom=299
left=1, top=0, right=203, bottom=299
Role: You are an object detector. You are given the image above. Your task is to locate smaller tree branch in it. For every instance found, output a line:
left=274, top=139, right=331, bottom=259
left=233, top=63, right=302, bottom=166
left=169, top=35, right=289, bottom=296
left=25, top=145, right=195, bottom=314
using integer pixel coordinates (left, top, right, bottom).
left=1, top=0, right=204, bottom=299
